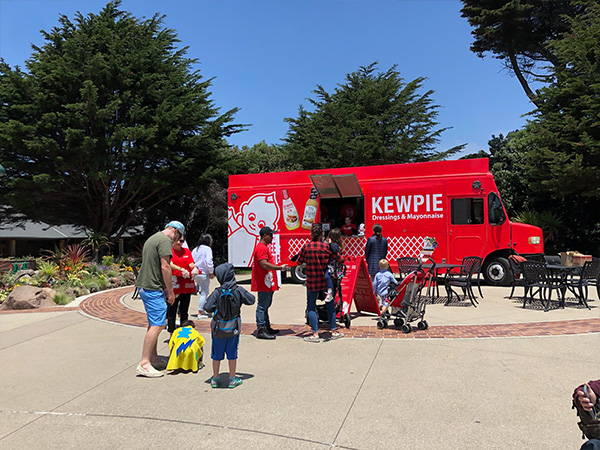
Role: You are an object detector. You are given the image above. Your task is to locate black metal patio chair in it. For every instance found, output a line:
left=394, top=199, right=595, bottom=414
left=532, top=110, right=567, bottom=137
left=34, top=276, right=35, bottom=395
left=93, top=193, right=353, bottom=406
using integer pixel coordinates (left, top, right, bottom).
left=521, top=261, right=565, bottom=311
left=396, top=257, right=420, bottom=282
left=565, top=259, right=600, bottom=309
left=444, top=256, right=483, bottom=307
left=508, top=255, right=526, bottom=299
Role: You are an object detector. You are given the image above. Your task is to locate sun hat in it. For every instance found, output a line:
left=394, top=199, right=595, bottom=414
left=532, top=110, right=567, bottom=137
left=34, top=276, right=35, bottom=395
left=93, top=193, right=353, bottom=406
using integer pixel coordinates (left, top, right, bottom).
left=165, top=220, right=186, bottom=236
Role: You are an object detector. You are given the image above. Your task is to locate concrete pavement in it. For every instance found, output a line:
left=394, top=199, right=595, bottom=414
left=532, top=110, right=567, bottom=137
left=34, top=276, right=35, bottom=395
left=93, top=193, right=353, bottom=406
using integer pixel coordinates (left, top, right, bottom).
left=1, top=301, right=599, bottom=449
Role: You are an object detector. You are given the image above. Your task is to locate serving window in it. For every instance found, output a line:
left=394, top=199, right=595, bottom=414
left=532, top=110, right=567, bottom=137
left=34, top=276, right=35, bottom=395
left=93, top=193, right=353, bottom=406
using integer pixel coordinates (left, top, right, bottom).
left=310, top=174, right=364, bottom=235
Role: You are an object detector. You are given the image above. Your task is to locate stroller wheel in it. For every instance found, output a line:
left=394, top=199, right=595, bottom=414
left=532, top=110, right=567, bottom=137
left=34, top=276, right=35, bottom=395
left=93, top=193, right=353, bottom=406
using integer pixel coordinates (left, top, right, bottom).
left=394, top=318, right=404, bottom=328
left=377, top=319, right=387, bottom=330
left=401, top=324, right=412, bottom=334
left=343, top=314, right=351, bottom=329
left=417, top=320, right=429, bottom=330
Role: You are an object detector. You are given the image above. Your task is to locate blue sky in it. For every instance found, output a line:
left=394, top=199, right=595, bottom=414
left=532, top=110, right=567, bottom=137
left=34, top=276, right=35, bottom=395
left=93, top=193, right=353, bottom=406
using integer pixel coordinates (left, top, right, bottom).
left=0, top=0, right=533, bottom=155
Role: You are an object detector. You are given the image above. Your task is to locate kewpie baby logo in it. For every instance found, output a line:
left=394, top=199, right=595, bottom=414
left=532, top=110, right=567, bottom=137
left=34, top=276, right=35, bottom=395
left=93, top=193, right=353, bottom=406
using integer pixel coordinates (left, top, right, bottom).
left=228, top=192, right=280, bottom=266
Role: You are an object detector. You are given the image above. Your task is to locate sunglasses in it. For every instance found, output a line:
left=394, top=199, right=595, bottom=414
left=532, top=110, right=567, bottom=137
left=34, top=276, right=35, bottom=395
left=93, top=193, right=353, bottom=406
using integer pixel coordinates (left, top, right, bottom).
left=177, top=239, right=185, bottom=243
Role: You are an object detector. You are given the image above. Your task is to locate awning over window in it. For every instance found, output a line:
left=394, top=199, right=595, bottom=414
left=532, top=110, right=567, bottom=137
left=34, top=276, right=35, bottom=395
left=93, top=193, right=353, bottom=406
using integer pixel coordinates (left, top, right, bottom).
left=309, top=173, right=362, bottom=198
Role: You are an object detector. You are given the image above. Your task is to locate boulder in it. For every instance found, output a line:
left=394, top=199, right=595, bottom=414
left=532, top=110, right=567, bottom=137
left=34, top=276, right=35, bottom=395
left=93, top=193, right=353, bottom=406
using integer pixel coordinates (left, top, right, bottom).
left=14, top=269, right=35, bottom=281
left=1, top=285, right=57, bottom=310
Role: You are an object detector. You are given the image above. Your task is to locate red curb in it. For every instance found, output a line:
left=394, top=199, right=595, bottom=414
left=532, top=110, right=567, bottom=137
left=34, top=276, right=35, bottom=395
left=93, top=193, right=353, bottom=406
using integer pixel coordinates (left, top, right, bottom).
left=79, top=287, right=600, bottom=339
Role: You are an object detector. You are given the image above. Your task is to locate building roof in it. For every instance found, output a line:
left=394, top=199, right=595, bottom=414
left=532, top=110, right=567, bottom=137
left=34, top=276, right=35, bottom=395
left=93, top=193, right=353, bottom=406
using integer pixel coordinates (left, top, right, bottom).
left=0, top=220, right=142, bottom=240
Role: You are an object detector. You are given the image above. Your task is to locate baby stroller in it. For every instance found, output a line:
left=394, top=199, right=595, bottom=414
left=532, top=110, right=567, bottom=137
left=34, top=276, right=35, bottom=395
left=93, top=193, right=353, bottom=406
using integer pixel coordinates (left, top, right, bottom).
left=377, top=256, right=436, bottom=333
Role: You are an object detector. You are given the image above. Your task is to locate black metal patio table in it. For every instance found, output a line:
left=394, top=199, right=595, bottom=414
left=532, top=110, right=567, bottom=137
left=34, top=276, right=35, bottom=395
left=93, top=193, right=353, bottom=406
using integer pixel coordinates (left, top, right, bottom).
left=422, top=263, right=464, bottom=299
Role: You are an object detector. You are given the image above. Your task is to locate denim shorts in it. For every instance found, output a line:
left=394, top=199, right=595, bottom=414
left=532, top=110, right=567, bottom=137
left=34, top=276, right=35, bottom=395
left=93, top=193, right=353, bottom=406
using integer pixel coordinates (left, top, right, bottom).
left=211, top=335, right=239, bottom=361
left=139, top=288, right=167, bottom=327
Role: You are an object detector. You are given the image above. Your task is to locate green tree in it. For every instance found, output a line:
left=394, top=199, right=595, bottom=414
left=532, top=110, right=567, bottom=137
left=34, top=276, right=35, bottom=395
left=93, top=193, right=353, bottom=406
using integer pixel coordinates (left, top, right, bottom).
left=520, top=3, right=600, bottom=253
left=283, top=63, right=463, bottom=170
left=227, top=141, right=301, bottom=174
left=460, top=0, right=583, bottom=107
left=0, top=1, right=242, bottom=238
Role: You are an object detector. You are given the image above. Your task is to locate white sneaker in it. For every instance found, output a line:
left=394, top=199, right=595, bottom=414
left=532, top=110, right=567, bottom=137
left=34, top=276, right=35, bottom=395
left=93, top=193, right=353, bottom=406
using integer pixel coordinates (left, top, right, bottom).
left=136, top=364, right=164, bottom=378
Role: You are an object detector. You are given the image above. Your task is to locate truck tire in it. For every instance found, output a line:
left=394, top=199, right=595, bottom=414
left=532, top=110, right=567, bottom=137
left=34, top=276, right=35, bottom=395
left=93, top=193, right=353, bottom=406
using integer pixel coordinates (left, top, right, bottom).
left=483, top=257, right=511, bottom=286
left=290, top=264, right=306, bottom=284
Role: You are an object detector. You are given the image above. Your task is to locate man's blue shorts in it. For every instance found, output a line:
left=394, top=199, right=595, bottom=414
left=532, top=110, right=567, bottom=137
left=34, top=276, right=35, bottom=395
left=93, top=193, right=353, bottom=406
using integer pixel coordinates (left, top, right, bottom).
left=139, top=288, right=167, bottom=327
left=211, top=335, right=239, bottom=361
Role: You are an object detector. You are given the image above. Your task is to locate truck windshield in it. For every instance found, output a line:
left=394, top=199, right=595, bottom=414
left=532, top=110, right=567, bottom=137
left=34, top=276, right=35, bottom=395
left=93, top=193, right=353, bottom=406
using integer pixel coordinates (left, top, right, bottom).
left=488, top=192, right=506, bottom=225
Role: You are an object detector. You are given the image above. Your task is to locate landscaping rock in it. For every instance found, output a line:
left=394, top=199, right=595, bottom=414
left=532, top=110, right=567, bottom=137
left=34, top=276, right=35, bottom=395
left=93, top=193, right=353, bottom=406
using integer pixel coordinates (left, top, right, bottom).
left=0, top=285, right=57, bottom=310
left=14, top=269, right=35, bottom=281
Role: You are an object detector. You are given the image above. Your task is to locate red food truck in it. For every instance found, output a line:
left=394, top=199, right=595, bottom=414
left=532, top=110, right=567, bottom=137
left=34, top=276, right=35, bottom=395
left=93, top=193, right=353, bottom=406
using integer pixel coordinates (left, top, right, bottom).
left=227, top=158, right=544, bottom=285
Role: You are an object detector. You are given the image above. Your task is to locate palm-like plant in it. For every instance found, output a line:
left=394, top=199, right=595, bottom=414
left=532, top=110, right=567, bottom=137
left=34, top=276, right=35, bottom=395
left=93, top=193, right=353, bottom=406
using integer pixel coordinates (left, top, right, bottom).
left=83, top=232, right=112, bottom=263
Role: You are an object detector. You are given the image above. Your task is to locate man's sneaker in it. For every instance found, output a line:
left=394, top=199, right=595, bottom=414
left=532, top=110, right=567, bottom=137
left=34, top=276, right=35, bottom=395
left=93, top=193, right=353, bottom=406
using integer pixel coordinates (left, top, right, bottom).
left=211, top=377, right=219, bottom=388
left=228, top=376, right=243, bottom=389
left=304, top=335, right=321, bottom=343
left=136, top=364, right=164, bottom=378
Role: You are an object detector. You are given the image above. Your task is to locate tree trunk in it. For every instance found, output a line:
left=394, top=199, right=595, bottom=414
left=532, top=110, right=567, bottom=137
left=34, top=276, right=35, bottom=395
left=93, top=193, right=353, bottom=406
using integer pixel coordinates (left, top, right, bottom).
left=508, top=52, right=542, bottom=109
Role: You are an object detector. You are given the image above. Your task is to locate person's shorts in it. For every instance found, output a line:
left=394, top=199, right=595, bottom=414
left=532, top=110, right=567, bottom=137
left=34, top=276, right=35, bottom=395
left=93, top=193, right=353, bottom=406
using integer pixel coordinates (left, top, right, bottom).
left=139, top=288, right=167, bottom=327
left=377, top=295, right=390, bottom=308
left=211, top=335, right=240, bottom=361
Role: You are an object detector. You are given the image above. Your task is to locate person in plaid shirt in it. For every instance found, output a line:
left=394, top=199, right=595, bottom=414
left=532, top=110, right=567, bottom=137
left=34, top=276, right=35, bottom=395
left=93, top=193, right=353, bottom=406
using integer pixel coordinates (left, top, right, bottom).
left=296, top=223, right=343, bottom=342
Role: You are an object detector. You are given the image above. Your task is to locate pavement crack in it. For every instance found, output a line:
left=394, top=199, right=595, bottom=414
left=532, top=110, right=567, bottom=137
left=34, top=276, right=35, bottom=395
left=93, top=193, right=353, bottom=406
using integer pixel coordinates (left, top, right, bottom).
left=331, top=338, right=384, bottom=449
left=0, top=408, right=358, bottom=449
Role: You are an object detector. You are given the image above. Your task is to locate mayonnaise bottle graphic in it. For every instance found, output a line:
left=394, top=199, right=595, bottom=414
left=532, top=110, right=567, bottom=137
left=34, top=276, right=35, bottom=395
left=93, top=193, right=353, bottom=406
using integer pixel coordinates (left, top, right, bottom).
left=282, top=189, right=300, bottom=230
left=302, top=188, right=319, bottom=230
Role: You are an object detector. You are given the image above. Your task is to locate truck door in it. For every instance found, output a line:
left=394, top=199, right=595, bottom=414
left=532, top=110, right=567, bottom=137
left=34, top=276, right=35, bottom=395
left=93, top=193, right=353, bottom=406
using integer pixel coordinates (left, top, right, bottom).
left=447, top=196, right=486, bottom=262
left=487, top=192, right=510, bottom=251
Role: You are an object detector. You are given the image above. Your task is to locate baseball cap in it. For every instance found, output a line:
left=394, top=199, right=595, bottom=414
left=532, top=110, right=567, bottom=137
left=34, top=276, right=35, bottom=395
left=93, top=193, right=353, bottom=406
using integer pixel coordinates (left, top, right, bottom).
left=259, top=226, right=276, bottom=237
left=165, top=220, right=186, bottom=236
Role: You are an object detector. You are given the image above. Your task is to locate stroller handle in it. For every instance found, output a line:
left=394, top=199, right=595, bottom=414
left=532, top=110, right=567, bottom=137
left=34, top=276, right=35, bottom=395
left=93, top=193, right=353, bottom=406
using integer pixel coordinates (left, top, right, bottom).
left=417, top=256, right=437, bottom=274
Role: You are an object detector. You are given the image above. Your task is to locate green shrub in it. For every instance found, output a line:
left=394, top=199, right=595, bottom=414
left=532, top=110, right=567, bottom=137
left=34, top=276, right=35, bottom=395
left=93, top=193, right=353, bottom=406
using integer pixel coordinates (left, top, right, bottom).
left=37, top=260, right=59, bottom=278
left=81, top=277, right=101, bottom=293
left=53, top=291, right=74, bottom=305
left=101, top=255, right=115, bottom=266
left=97, top=275, right=109, bottom=290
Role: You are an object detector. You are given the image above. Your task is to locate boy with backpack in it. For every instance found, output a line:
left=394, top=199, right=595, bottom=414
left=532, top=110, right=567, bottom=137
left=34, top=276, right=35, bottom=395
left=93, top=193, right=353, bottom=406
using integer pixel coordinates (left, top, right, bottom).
left=205, top=262, right=255, bottom=388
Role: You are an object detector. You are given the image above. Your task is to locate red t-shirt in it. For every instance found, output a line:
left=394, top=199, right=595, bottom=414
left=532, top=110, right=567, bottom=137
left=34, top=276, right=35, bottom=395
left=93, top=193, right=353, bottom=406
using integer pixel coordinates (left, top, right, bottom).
left=341, top=223, right=357, bottom=236
left=251, top=242, right=279, bottom=292
left=171, top=247, right=197, bottom=294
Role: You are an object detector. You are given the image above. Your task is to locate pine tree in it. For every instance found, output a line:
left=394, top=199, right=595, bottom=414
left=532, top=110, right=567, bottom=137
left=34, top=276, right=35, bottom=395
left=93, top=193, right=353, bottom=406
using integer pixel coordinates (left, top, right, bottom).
left=0, top=1, right=242, bottom=237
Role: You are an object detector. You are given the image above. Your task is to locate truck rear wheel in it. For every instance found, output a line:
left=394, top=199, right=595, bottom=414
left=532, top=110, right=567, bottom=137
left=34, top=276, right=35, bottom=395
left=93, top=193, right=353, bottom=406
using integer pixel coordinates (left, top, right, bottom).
left=483, top=257, right=511, bottom=286
left=290, top=264, right=306, bottom=284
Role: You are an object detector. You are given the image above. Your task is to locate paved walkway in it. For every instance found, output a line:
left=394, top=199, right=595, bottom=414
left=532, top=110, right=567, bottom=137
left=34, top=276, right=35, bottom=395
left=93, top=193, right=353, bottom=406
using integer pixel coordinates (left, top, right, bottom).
left=79, top=282, right=600, bottom=339
left=1, top=307, right=598, bottom=449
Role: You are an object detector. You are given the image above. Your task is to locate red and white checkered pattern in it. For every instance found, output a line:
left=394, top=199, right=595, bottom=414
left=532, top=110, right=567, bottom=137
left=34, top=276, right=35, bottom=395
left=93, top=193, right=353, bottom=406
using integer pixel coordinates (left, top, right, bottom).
left=287, top=235, right=428, bottom=260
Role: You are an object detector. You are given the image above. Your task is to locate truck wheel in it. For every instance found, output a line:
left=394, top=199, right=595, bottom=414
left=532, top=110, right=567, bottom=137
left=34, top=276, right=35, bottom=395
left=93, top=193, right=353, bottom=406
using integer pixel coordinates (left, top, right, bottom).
left=483, top=257, right=511, bottom=286
left=290, top=264, right=306, bottom=284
